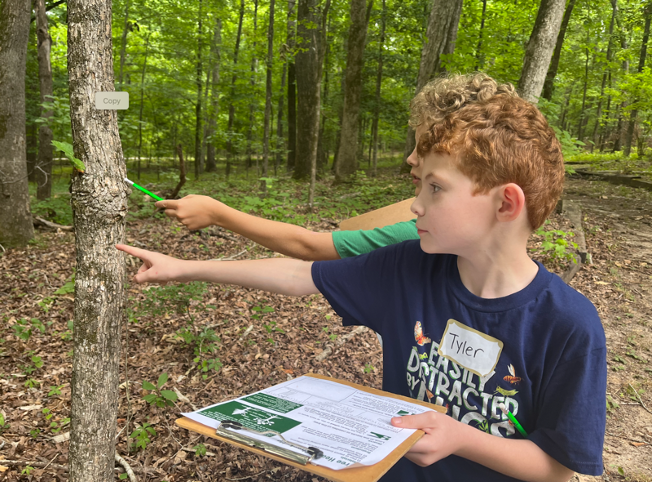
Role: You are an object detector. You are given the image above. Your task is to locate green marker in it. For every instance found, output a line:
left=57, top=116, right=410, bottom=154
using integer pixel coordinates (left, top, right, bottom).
left=498, top=403, right=528, bottom=438
left=124, top=178, right=163, bottom=201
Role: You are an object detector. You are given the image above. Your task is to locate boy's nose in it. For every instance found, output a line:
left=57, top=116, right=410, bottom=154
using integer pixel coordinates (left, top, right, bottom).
left=410, top=196, right=424, bottom=217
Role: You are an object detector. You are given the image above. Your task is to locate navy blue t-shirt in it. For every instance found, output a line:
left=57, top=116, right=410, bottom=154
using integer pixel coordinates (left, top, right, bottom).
left=312, top=240, right=606, bottom=481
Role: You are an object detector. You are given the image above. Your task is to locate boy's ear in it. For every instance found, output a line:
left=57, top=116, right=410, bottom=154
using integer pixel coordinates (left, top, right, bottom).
left=496, top=183, right=526, bottom=222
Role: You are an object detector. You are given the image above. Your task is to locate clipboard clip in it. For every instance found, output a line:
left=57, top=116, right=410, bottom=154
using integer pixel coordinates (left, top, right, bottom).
left=216, top=420, right=324, bottom=465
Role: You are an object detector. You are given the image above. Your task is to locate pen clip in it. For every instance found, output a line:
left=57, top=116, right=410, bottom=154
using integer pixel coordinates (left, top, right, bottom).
left=216, top=420, right=323, bottom=465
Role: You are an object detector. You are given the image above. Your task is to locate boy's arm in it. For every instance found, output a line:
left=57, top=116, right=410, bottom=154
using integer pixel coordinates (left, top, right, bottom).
left=392, top=413, right=574, bottom=482
left=156, top=195, right=340, bottom=261
left=115, top=244, right=318, bottom=296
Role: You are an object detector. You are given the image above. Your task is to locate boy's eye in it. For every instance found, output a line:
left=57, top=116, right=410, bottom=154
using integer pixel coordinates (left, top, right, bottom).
left=430, top=184, right=441, bottom=193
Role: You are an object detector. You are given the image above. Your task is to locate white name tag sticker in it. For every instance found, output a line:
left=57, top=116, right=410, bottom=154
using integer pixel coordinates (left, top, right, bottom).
left=438, top=319, right=503, bottom=378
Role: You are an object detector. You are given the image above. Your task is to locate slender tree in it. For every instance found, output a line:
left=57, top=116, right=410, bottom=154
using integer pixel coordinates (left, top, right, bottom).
left=262, top=0, right=276, bottom=179
left=624, top=2, right=652, bottom=157
left=118, top=0, right=130, bottom=89
left=246, top=0, right=260, bottom=171
left=286, top=0, right=297, bottom=171
left=195, top=0, right=204, bottom=178
left=275, top=57, right=287, bottom=174
left=400, top=0, right=463, bottom=172
left=36, top=0, right=54, bottom=200
left=371, top=0, right=386, bottom=177
left=226, top=0, right=245, bottom=177
left=206, top=17, right=222, bottom=172
left=475, top=0, right=487, bottom=71
left=66, top=0, right=127, bottom=481
left=137, top=32, right=151, bottom=180
left=518, top=0, right=567, bottom=103
left=541, top=0, right=577, bottom=101
left=0, top=0, right=34, bottom=248
left=334, top=0, right=374, bottom=182
left=591, top=0, right=617, bottom=151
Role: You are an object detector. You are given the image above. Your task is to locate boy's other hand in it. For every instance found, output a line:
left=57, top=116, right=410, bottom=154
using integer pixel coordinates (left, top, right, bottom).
left=391, top=411, right=465, bottom=466
left=156, top=195, right=218, bottom=230
left=115, top=244, right=184, bottom=284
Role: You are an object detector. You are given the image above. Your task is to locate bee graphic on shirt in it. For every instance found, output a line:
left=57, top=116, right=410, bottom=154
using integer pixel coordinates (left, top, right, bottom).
left=503, top=364, right=522, bottom=385
left=414, top=321, right=432, bottom=346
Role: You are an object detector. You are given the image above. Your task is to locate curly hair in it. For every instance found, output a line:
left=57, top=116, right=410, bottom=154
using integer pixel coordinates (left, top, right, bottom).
left=417, top=94, right=565, bottom=230
left=409, top=73, right=518, bottom=129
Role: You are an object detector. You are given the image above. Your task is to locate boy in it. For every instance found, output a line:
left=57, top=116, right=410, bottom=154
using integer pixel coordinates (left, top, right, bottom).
left=117, top=94, right=606, bottom=481
left=154, top=73, right=517, bottom=261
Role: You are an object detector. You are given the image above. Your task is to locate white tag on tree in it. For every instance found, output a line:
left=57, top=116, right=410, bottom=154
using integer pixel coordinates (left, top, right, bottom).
left=438, top=319, right=503, bottom=377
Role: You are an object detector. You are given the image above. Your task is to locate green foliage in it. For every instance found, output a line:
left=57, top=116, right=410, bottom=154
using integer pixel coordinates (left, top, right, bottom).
left=12, top=318, right=45, bottom=342
left=31, top=191, right=74, bottom=226
left=0, top=412, right=9, bottom=434
left=54, top=273, right=75, bottom=295
left=42, top=408, right=70, bottom=433
left=129, top=281, right=209, bottom=322
left=48, top=385, right=65, bottom=397
left=531, top=222, right=578, bottom=263
left=51, top=140, right=86, bottom=173
left=130, top=423, right=156, bottom=451
left=22, top=354, right=44, bottom=376
left=194, top=443, right=208, bottom=457
left=364, top=363, right=375, bottom=374
left=142, top=372, right=178, bottom=408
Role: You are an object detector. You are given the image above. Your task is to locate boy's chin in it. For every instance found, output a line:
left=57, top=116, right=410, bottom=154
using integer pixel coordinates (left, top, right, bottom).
left=418, top=240, right=447, bottom=255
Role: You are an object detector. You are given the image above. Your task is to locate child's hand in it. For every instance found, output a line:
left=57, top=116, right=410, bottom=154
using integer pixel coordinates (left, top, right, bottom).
left=391, top=411, right=468, bottom=467
left=156, top=195, right=220, bottom=231
left=115, top=244, right=185, bottom=284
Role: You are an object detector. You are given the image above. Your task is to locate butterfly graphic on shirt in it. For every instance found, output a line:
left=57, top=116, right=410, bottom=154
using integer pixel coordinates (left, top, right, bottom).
left=503, top=364, right=522, bottom=385
left=414, top=321, right=432, bottom=346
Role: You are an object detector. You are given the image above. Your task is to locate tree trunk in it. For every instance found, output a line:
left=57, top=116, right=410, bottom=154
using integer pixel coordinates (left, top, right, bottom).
left=195, top=0, right=204, bottom=178
left=206, top=17, right=222, bottom=172
left=36, top=0, right=54, bottom=200
left=334, top=0, right=373, bottom=182
left=370, top=0, right=385, bottom=177
left=275, top=61, right=286, bottom=174
left=591, top=0, right=617, bottom=151
left=0, top=0, right=34, bottom=248
left=294, top=0, right=330, bottom=189
left=66, top=1, right=127, bottom=481
left=624, top=3, right=652, bottom=157
left=137, top=32, right=151, bottom=181
left=518, top=0, right=566, bottom=103
left=286, top=0, right=297, bottom=171
left=226, top=0, right=245, bottom=177
left=262, top=0, right=275, bottom=180
left=576, top=35, right=590, bottom=141
left=474, top=0, right=487, bottom=71
left=400, top=0, right=463, bottom=173
left=541, top=0, right=577, bottom=101
left=246, top=0, right=260, bottom=172
left=118, top=0, right=130, bottom=89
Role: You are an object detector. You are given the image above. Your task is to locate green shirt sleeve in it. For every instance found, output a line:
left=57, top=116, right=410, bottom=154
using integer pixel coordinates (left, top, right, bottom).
left=332, top=219, right=418, bottom=258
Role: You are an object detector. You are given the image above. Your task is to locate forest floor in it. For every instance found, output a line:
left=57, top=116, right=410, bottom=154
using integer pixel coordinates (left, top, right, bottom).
left=1, top=174, right=652, bottom=482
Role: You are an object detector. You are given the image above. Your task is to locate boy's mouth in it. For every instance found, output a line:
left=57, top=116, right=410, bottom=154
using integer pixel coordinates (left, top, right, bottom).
left=411, top=172, right=421, bottom=186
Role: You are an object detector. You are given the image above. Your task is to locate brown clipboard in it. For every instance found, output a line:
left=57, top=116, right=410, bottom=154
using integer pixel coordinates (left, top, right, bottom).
left=338, top=198, right=415, bottom=232
left=175, top=372, right=445, bottom=482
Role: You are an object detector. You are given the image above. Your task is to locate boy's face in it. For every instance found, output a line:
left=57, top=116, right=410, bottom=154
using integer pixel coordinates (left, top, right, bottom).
left=406, top=124, right=429, bottom=195
left=411, top=152, right=497, bottom=255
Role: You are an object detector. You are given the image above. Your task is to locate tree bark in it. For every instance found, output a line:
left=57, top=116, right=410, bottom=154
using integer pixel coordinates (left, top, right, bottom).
left=333, top=0, right=373, bottom=182
left=400, top=0, right=463, bottom=173
left=286, top=0, right=297, bottom=171
left=294, top=0, right=330, bottom=205
left=0, top=0, right=34, bottom=248
left=624, top=2, right=652, bottom=157
left=226, top=0, right=245, bottom=177
left=518, top=0, right=566, bottom=103
left=66, top=0, right=127, bottom=481
left=541, top=0, right=577, bottom=101
left=36, top=0, right=54, bottom=200
left=371, top=0, right=386, bottom=178
left=206, top=17, right=222, bottom=172
left=195, top=0, right=204, bottom=178
left=262, top=0, right=276, bottom=179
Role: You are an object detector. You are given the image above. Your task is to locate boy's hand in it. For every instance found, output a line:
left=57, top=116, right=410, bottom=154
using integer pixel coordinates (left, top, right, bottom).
left=391, top=411, right=466, bottom=467
left=156, top=195, right=219, bottom=230
left=115, top=244, right=185, bottom=284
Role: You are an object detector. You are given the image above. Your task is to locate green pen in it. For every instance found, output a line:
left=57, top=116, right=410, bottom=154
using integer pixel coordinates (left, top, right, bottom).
left=124, top=178, right=163, bottom=201
left=498, top=403, right=528, bottom=438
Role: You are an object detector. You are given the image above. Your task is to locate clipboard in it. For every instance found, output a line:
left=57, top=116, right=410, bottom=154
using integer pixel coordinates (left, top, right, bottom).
left=338, top=198, right=415, bottom=231
left=175, top=373, right=446, bottom=482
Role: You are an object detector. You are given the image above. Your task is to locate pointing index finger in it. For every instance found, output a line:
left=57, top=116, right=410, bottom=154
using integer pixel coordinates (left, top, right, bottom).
left=155, top=199, right=176, bottom=210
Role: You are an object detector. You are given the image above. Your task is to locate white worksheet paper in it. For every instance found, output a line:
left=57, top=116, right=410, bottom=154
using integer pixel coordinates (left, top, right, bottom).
left=183, top=376, right=434, bottom=470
